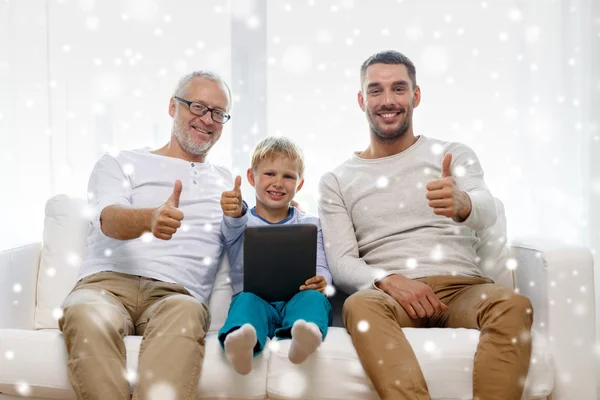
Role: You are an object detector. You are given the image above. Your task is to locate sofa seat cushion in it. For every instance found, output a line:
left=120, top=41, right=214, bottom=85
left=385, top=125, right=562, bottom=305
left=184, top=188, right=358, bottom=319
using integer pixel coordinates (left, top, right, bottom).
left=0, top=330, right=269, bottom=399
left=0, top=327, right=553, bottom=400
left=267, top=327, right=554, bottom=400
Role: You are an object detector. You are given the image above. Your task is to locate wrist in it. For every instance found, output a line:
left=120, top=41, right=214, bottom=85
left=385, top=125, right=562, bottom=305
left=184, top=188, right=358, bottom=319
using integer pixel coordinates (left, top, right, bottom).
left=376, top=275, right=392, bottom=291
left=457, top=192, right=472, bottom=221
left=145, top=208, right=156, bottom=231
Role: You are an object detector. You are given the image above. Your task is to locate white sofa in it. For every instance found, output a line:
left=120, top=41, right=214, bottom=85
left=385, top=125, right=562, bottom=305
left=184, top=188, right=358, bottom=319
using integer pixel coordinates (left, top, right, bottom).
left=0, top=195, right=597, bottom=399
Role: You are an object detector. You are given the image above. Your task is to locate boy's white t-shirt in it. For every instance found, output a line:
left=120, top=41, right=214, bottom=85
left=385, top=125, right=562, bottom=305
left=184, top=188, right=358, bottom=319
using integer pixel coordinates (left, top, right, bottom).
left=79, top=148, right=233, bottom=304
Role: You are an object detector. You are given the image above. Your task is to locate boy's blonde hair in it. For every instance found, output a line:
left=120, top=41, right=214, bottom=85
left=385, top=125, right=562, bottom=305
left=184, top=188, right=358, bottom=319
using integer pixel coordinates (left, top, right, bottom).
left=250, top=136, right=305, bottom=178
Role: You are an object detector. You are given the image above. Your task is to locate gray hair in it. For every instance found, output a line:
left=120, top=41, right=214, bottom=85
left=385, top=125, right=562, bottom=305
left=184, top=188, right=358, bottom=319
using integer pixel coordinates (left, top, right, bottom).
left=173, top=70, right=232, bottom=111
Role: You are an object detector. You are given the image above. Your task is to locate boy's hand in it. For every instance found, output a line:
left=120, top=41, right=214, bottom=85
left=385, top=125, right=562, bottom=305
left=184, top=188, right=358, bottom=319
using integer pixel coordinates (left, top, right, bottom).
left=300, top=275, right=327, bottom=294
left=221, top=175, right=243, bottom=217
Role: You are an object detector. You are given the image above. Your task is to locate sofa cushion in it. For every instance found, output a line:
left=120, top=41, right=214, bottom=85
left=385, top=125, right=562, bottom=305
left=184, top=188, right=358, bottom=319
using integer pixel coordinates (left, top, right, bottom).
left=267, top=327, right=553, bottom=399
left=0, top=329, right=269, bottom=399
left=34, top=195, right=90, bottom=330
left=0, top=327, right=552, bottom=400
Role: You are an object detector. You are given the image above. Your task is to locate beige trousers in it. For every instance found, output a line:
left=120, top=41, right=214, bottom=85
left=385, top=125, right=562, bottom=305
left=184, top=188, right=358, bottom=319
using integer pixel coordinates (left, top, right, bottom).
left=58, top=271, right=210, bottom=400
left=343, top=276, right=533, bottom=400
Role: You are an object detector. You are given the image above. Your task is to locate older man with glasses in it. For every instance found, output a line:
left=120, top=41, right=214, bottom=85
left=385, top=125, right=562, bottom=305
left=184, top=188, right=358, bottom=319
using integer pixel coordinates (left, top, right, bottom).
left=58, top=71, right=233, bottom=400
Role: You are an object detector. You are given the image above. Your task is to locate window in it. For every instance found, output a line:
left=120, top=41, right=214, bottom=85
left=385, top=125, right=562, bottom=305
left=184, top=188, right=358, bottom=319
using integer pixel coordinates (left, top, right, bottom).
left=1, top=0, right=599, bottom=252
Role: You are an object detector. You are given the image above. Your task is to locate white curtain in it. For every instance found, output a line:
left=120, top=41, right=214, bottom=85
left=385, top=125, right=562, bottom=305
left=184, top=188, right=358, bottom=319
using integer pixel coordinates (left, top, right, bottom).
left=1, top=0, right=599, bottom=255
left=265, top=0, right=599, bottom=250
left=263, top=0, right=600, bottom=343
left=0, top=0, right=232, bottom=250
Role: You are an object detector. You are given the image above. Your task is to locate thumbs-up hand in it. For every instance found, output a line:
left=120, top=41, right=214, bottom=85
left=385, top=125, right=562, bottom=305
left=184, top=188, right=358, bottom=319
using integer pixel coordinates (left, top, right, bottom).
left=440, top=152, right=453, bottom=179
left=151, top=180, right=185, bottom=240
left=167, top=179, right=182, bottom=208
left=425, top=153, right=472, bottom=221
left=220, top=175, right=244, bottom=218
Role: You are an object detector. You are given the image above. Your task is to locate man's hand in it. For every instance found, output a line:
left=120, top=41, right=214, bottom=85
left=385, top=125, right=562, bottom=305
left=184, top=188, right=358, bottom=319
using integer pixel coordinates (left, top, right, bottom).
left=425, top=153, right=472, bottom=221
left=151, top=180, right=184, bottom=240
left=377, top=274, right=448, bottom=319
left=221, top=176, right=243, bottom=217
left=300, top=275, right=327, bottom=294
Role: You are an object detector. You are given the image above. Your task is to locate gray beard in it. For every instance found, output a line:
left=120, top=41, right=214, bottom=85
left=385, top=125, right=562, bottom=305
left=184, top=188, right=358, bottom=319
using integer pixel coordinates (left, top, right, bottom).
left=172, top=126, right=212, bottom=156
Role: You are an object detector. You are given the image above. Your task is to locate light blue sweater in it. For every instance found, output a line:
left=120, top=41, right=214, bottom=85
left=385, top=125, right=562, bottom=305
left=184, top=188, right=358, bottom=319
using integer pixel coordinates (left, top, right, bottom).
left=222, top=206, right=333, bottom=296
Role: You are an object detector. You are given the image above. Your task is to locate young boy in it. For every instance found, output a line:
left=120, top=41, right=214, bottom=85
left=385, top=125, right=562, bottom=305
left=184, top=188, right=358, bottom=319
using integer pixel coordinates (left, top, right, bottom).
left=218, top=136, right=333, bottom=375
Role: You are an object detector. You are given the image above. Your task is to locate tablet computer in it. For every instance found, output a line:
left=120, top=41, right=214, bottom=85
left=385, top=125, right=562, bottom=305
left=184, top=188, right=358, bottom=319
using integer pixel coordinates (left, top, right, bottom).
left=243, top=224, right=317, bottom=303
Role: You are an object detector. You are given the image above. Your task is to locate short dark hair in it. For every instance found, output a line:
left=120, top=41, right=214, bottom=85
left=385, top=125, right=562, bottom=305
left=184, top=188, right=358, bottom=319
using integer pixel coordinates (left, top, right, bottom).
left=360, top=50, right=417, bottom=90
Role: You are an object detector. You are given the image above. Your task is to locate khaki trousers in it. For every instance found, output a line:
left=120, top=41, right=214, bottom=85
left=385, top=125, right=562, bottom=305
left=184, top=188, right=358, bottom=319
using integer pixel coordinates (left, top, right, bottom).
left=343, top=276, right=533, bottom=400
left=58, top=271, right=210, bottom=400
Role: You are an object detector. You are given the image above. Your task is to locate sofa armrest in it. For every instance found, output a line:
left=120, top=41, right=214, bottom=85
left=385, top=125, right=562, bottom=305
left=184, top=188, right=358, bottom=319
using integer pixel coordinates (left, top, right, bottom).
left=0, top=242, right=41, bottom=330
left=510, top=237, right=597, bottom=400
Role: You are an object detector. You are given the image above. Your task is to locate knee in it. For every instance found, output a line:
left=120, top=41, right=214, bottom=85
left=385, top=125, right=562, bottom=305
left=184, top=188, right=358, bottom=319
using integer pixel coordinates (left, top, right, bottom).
left=60, top=303, right=128, bottom=344
left=229, top=292, right=264, bottom=311
left=497, top=292, right=532, bottom=313
left=506, top=294, right=533, bottom=320
left=162, top=295, right=207, bottom=320
left=342, top=290, right=385, bottom=321
left=296, top=289, right=331, bottom=313
left=488, top=291, right=534, bottom=328
left=234, top=292, right=262, bottom=304
left=62, top=303, right=123, bottom=329
left=297, top=289, right=328, bottom=303
left=157, top=295, right=209, bottom=335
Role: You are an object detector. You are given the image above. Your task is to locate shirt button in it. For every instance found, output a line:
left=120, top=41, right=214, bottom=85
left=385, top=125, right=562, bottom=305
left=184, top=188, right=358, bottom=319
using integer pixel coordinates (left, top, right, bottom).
left=191, top=163, right=195, bottom=167
left=193, top=180, right=197, bottom=185
left=194, top=171, right=197, bottom=175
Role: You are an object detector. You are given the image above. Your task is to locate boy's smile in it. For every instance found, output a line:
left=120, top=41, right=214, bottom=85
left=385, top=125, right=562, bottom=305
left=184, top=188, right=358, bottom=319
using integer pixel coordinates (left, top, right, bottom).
left=248, top=155, right=304, bottom=222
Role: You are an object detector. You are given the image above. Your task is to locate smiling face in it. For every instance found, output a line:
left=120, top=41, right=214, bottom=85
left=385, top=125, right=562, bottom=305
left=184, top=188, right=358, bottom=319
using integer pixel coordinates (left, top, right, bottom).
left=169, top=76, right=230, bottom=158
left=358, top=63, right=420, bottom=144
left=248, top=155, right=304, bottom=213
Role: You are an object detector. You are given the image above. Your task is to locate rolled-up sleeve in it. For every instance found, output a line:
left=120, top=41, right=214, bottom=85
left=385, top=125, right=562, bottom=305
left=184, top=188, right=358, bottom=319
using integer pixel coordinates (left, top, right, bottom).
left=88, top=154, right=132, bottom=230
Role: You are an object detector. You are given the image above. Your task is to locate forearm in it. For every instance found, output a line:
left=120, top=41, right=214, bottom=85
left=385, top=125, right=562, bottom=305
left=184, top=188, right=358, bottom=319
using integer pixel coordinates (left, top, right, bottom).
left=455, top=190, right=473, bottom=221
left=320, top=215, right=379, bottom=293
left=227, top=245, right=244, bottom=295
left=332, top=257, right=381, bottom=294
left=319, top=174, right=380, bottom=294
left=221, top=214, right=246, bottom=293
left=316, top=265, right=333, bottom=286
left=459, top=188, right=497, bottom=231
left=449, top=143, right=497, bottom=231
left=221, top=213, right=247, bottom=247
left=100, top=205, right=154, bottom=240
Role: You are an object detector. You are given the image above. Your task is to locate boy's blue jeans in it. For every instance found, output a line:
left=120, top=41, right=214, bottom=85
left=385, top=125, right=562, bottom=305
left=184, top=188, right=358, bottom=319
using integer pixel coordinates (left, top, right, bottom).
left=218, top=290, right=332, bottom=355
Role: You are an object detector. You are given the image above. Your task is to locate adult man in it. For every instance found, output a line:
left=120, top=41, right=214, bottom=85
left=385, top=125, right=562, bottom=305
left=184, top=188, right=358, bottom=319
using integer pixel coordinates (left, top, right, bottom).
left=318, top=51, right=533, bottom=400
left=59, top=71, right=233, bottom=400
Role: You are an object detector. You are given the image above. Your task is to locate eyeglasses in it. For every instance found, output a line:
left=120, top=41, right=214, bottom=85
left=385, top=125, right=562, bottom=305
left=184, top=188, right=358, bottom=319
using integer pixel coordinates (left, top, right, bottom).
left=174, top=96, right=231, bottom=124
